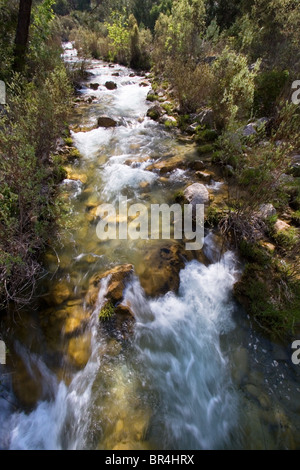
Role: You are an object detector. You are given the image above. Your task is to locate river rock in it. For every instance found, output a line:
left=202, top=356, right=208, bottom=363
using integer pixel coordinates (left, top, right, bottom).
left=67, top=333, right=91, bottom=368
left=188, top=160, right=206, bottom=171
left=231, top=347, right=249, bottom=386
left=112, top=72, right=120, bottom=77
left=97, top=116, right=118, bottom=128
left=136, top=243, right=187, bottom=297
left=105, top=81, right=117, bottom=90
left=146, top=154, right=185, bottom=174
left=90, top=83, right=99, bottom=90
left=147, top=105, right=163, bottom=121
left=87, top=264, right=134, bottom=308
left=51, top=281, right=72, bottom=306
left=195, top=171, right=212, bottom=183
left=184, top=183, right=210, bottom=206
left=244, top=383, right=271, bottom=410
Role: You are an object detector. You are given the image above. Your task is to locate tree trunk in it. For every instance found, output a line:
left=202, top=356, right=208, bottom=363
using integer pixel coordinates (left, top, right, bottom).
left=13, top=0, right=33, bottom=72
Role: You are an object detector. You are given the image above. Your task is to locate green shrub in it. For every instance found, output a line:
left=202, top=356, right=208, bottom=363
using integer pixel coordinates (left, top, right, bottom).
left=205, top=206, right=222, bottom=227
left=195, top=129, right=218, bottom=144
left=273, top=228, right=298, bottom=249
left=211, top=47, right=260, bottom=129
left=239, top=240, right=271, bottom=265
left=254, top=70, right=290, bottom=116
left=197, top=144, right=215, bottom=155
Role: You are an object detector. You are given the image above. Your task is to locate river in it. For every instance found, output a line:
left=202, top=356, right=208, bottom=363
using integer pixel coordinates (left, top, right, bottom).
left=0, top=44, right=299, bottom=450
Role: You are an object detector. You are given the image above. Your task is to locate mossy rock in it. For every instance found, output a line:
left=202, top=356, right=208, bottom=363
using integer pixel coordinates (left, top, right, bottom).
left=146, top=93, right=159, bottom=102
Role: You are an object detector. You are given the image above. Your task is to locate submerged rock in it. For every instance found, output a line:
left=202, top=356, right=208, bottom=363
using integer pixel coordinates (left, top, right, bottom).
left=49, top=281, right=72, bottom=306
left=136, top=243, right=187, bottom=297
left=67, top=333, right=91, bottom=368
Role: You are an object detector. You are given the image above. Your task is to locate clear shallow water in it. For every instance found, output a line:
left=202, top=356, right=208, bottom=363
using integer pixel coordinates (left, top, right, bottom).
left=1, top=49, right=300, bottom=450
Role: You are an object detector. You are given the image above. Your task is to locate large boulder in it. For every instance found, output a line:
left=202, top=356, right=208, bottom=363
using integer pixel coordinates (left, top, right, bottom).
left=97, top=116, right=118, bottom=128
left=184, top=183, right=210, bottom=206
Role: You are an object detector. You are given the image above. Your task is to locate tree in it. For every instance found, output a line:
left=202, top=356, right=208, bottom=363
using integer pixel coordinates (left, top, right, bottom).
left=13, top=0, right=33, bottom=72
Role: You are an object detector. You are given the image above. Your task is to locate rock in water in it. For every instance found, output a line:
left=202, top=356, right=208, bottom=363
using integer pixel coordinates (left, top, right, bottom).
left=184, top=183, right=210, bottom=206
left=105, top=81, right=117, bottom=90
left=97, top=116, right=117, bottom=128
left=136, top=243, right=187, bottom=297
left=90, top=83, right=99, bottom=90
left=147, top=105, right=163, bottom=121
left=87, top=264, right=134, bottom=306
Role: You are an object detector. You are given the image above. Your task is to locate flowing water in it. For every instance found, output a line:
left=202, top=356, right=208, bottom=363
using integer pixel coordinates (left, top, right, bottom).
left=0, top=44, right=300, bottom=450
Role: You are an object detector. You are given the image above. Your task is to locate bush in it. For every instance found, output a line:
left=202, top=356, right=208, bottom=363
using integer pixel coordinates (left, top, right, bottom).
left=253, top=70, right=290, bottom=116
left=210, top=47, right=260, bottom=129
left=0, top=64, right=72, bottom=307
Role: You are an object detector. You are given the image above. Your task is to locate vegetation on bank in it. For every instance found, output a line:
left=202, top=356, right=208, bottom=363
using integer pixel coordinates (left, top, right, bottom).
left=0, top=0, right=73, bottom=308
left=0, top=0, right=299, bottom=338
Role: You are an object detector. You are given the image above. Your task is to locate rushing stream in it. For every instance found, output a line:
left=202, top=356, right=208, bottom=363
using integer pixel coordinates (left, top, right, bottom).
left=0, top=44, right=300, bottom=450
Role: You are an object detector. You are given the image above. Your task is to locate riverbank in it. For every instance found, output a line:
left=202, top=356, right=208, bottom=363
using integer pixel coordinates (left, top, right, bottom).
left=141, top=69, right=300, bottom=341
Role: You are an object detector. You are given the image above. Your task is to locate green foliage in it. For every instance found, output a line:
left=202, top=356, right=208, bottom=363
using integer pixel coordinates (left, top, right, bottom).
left=253, top=70, right=290, bottom=116
left=205, top=206, right=222, bottom=227
left=197, top=144, right=215, bottom=155
left=272, top=228, right=298, bottom=250
left=194, top=128, right=218, bottom=143
left=211, top=47, right=260, bottom=129
left=105, top=11, right=131, bottom=64
left=291, top=211, right=300, bottom=227
left=234, top=263, right=300, bottom=338
left=99, top=301, right=115, bottom=321
left=0, top=0, right=73, bottom=307
left=239, top=240, right=271, bottom=265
